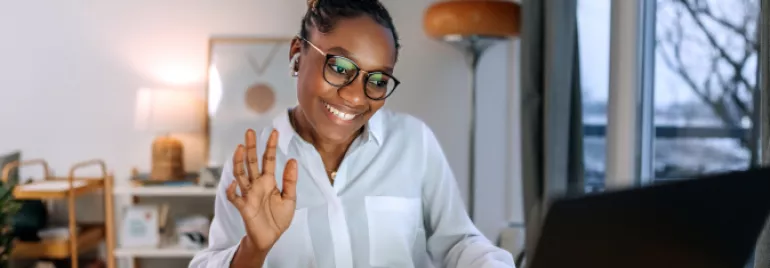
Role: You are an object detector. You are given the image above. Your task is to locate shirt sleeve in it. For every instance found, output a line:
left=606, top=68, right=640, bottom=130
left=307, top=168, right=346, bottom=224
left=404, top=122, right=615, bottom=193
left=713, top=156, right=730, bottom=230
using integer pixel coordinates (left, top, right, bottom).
left=420, top=124, right=516, bottom=268
left=189, top=158, right=250, bottom=268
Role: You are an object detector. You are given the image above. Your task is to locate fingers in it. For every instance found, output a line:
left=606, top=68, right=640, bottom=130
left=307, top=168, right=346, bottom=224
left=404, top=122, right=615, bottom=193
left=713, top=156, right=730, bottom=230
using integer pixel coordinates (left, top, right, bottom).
left=281, top=159, right=298, bottom=201
left=226, top=181, right=245, bottom=209
left=261, top=129, right=279, bottom=176
left=245, top=129, right=260, bottom=182
left=232, top=145, right=250, bottom=192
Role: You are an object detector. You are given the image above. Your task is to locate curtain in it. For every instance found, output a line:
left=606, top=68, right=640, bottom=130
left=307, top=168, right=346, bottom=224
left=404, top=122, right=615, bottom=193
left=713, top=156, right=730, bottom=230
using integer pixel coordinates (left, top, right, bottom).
left=753, top=0, right=770, bottom=266
left=519, top=0, right=584, bottom=266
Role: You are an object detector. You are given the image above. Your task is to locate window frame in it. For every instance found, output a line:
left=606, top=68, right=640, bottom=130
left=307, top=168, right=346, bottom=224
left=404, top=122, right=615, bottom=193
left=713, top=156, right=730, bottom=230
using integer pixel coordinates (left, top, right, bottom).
left=604, top=0, right=648, bottom=189
left=761, top=0, right=770, bottom=164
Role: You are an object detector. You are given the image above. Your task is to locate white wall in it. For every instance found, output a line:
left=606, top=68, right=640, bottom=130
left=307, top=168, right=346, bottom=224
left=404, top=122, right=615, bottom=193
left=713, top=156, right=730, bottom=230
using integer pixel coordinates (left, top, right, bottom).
left=0, top=0, right=520, bottom=264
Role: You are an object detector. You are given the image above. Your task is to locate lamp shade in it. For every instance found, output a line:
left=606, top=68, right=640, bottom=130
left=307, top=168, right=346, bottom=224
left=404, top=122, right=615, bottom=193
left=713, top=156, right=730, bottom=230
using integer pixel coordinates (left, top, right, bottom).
left=134, top=88, right=204, bottom=134
left=423, top=0, right=521, bottom=39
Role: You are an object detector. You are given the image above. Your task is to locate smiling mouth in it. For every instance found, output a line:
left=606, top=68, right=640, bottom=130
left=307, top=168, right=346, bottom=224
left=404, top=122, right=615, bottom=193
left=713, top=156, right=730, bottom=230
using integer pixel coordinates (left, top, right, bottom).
left=324, top=101, right=360, bottom=121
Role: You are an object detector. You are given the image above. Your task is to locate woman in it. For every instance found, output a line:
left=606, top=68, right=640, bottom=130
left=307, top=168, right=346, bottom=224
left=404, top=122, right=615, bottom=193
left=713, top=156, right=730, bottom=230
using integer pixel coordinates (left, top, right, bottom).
left=189, top=0, right=515, bottom=267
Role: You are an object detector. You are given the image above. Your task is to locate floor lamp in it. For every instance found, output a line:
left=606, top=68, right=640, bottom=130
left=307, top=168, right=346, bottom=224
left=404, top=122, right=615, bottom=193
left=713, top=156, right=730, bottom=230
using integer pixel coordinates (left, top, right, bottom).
left=424, top=0, right=520, bottom=220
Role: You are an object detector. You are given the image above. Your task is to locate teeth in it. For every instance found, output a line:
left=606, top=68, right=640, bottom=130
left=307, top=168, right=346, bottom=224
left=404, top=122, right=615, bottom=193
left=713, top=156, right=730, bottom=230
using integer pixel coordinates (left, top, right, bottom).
left=325, top=103, right=357, bottom=121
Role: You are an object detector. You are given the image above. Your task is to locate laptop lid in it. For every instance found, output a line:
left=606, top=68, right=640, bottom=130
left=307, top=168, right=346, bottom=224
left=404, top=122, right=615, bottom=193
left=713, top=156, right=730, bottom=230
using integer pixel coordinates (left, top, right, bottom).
left=528, top=167, right=770, bottom=268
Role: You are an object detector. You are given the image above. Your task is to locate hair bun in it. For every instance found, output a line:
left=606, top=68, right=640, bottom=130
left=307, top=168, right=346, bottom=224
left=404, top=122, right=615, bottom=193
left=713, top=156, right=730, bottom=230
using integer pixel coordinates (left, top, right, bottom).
left=307, top=0, right=319, bottom=10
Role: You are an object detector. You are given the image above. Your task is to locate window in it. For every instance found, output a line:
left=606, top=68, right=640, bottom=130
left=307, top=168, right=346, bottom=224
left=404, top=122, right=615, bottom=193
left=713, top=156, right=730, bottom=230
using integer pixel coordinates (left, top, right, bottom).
left=653, top=0, right=760, bottom=181
left=579, top=0, right=761, bottom=190
left=577, top=1, right=763, bottom=265
left=578, top=0, right=612, bottom=193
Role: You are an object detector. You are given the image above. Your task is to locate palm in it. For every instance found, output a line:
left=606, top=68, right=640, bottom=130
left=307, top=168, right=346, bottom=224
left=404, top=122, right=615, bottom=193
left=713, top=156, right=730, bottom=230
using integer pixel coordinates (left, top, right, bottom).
left=238, top=175, right=295, bottom=250
left=226, top=129, right=298, bottom=252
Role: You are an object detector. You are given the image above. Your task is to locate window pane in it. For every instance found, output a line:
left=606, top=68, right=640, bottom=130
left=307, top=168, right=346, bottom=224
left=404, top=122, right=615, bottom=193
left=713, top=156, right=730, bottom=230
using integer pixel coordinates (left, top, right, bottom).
left=654, top=138, right=750, bottom=180
left=654, top=0, right=759, bottom=181
left=578, top=0, right=612, bottom=192
left=584, top=136, right=607, bottom=192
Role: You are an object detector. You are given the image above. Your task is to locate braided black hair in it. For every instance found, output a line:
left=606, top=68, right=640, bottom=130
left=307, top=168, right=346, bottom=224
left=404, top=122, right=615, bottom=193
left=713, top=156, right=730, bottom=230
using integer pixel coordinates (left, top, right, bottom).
left=300, top=0, right=400, bottom=55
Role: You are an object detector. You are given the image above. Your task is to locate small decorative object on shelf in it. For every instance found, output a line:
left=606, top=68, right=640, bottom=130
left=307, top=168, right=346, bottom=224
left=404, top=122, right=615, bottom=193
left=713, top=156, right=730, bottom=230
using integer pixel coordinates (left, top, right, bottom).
left=197, top=167, right=222, bottom=188
left=151, top=136, right=185, bottom=181
left=119, top=205, right=160, bottom=249
left=157, top=203, right=170, bottom=236
left=175, top=215, right=211, bottom=250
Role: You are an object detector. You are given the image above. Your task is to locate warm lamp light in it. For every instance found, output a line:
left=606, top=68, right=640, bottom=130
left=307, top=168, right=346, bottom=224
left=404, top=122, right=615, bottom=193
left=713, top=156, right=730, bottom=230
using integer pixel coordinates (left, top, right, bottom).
left=135, top=88, right=204, bottom=181
left=423, top=0, right=520, bottom=220
left=424, top=0, right=520, bottom=39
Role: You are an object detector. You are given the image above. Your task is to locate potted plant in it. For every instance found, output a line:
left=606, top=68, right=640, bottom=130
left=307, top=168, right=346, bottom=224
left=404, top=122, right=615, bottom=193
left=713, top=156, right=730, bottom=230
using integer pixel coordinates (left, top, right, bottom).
left=0, top=183, right=19, bottom=268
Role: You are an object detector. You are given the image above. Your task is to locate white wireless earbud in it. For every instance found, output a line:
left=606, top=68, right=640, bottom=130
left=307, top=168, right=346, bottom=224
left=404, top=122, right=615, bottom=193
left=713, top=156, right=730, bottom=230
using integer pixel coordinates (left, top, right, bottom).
left=289, top=54, right=299, bottom=77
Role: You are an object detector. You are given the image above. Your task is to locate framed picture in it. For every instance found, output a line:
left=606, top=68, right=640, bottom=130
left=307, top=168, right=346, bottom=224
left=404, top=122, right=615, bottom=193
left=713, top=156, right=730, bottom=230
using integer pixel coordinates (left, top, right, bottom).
left=119, top=205, right=160, bottom=248
left=204, top=37, right=296, bottom=166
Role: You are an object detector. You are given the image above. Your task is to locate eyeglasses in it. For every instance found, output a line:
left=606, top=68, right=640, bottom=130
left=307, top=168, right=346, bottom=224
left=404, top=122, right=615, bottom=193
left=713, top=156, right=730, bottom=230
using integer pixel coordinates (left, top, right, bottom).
left=297, top=36, right=400, bottom=101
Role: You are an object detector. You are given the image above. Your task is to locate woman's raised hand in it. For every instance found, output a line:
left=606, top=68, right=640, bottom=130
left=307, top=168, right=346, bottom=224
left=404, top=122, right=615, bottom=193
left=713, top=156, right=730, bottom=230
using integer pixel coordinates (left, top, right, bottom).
left=226, top=129, right=298, bottom=253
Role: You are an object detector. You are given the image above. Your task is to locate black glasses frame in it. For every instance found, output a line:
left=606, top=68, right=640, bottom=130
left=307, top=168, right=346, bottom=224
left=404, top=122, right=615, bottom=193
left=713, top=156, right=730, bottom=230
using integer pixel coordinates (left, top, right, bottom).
left=298, top=36, right=401, bottom=101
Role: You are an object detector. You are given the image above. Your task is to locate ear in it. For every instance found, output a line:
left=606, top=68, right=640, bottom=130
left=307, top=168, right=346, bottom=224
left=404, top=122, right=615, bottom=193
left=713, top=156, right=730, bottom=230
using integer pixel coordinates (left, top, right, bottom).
left=289, top=37, right=303, bottom=69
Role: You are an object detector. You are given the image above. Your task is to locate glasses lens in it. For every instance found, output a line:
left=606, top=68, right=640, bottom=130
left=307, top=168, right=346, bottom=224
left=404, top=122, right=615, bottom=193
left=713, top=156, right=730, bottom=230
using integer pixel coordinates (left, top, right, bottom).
left=324, top=56, right=358, bottom=86
left=365, top=72, right=396, bottom=100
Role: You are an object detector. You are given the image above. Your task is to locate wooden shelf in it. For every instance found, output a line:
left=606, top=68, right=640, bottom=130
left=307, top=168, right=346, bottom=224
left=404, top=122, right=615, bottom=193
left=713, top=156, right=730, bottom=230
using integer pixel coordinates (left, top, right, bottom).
left=12, top=178, right=105, bottom=200
left=114, top=185, right=217, bottom=197
left=11, top=225, right=105, bottom=259
left=114, top=244, right=203, bottom=258
left=2, top=159, right=116, bottom=268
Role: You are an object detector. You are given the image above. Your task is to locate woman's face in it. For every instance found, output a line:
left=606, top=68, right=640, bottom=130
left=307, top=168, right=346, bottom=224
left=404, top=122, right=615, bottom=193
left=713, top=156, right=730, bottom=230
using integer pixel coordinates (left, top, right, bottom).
left=290, top=15, right=398, bottom=143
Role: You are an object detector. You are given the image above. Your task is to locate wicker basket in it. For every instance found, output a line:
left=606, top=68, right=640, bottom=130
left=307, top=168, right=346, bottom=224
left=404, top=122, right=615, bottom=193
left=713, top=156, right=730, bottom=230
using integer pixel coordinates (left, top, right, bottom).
left=150, top=136, right=185, bottom=181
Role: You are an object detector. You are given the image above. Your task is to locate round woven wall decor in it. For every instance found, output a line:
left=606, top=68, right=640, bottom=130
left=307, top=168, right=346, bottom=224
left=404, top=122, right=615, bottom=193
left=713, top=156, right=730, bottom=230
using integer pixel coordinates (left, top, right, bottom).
left=244, top=83, right=276, bottom=114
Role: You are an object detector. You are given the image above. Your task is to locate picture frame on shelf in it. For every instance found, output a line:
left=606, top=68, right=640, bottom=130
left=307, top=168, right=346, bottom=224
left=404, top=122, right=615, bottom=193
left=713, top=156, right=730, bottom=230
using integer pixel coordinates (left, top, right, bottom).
left=119, top=205, right=161, bottom=249
left=205, top=36, right=296, bottom=167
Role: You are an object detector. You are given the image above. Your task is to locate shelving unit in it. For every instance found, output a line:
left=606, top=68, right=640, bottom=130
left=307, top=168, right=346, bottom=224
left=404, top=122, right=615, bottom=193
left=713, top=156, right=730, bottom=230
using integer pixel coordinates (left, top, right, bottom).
left=2, top=159, right=115, bottom=268
left=112, top=182, right=216, bottom=264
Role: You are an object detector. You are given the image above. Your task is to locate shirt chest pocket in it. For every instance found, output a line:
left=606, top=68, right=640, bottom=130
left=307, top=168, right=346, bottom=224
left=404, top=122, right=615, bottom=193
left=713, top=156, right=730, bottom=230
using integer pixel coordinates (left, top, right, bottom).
left=365, top=196, right=422, bottom=268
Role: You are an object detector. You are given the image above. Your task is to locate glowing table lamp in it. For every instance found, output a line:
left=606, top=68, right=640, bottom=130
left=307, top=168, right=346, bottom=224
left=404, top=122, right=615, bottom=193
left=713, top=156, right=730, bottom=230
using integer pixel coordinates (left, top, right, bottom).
left=135, top=88, right=204, bottom=181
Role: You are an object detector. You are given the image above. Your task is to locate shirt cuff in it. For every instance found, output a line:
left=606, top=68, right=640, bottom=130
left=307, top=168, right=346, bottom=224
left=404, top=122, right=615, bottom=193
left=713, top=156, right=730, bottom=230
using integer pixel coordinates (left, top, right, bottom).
left=208, top=242, right=240, bottom=268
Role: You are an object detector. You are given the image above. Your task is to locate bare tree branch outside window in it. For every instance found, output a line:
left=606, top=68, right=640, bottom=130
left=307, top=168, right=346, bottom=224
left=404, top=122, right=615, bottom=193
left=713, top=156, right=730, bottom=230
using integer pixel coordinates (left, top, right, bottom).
left=656, top=0, right=760, bottom=164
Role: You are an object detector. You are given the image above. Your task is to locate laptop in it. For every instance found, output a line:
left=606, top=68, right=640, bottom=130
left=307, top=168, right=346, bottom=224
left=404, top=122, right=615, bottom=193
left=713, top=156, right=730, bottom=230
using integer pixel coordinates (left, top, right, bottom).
left=528, top=167, right=770, bottom=268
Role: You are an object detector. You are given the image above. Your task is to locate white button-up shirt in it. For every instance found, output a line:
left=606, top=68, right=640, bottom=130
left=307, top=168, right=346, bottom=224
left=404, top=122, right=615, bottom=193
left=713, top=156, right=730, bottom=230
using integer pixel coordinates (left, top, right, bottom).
left=189, top=109, right=515, bottom=268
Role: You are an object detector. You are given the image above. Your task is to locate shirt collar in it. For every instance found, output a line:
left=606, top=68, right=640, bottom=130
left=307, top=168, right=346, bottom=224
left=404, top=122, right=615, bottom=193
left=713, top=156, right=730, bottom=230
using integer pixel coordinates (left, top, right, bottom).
left=273, top=109, right=385, bottom=153
left=364, top=110, right=384, bottom=145
left=273, top=110, right=295, bottom=154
